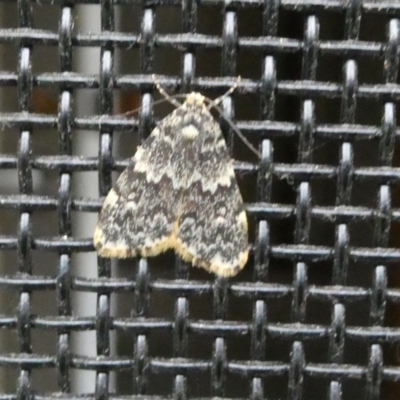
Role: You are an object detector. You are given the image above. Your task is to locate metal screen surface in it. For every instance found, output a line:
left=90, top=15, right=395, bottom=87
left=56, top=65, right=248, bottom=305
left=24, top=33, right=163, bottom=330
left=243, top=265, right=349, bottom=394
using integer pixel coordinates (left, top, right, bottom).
left=1, top=0, right=400, bottom=399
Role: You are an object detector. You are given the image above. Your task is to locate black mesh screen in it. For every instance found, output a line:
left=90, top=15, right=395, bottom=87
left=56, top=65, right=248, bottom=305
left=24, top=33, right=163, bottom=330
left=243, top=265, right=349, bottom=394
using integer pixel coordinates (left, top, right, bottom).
left=0, top=1, right=400, bottom=399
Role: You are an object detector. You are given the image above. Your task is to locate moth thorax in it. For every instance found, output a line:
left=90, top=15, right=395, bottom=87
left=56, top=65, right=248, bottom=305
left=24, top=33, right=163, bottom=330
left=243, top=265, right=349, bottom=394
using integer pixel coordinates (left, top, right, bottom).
left=185, top=92, right=205, bottom=106
left=181, top=124, right=200, bottom=140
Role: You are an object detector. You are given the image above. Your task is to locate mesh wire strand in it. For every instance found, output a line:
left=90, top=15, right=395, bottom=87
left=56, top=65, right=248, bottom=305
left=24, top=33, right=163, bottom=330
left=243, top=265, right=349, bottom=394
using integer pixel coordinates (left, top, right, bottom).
left=0, top=0, right=400, bottom=399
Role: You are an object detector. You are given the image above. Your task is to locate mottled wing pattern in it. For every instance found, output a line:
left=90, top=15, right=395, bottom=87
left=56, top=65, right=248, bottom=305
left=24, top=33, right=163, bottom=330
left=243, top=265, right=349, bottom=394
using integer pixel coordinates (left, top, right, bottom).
left=177, top=180, right=248, bottom=276
left=93, top=117, right=183, bottom=258
left=94, top=92, right=249, bottom=276
left=174, top=104, right=249, bottom=276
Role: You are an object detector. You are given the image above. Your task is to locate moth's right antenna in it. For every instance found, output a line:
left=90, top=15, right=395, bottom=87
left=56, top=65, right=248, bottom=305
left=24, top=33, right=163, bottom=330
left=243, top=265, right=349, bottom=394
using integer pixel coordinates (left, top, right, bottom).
left=152, top=74, right=182, bottom=108
left=209, top=101, right=261, bottom=159
left=208, top=76, right=241, bottom=109
left=205, top=76, right=261, bottom=159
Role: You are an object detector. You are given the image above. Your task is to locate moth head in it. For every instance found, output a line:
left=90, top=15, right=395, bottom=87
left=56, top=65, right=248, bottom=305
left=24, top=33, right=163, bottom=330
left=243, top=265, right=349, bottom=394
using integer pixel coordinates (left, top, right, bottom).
left=185, top=92, right=205, bottom=106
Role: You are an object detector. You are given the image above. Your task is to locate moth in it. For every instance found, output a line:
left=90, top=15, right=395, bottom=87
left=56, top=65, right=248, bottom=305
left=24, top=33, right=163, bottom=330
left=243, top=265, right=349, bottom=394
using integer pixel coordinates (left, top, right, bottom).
left=93, top=77, right=251, bottom=277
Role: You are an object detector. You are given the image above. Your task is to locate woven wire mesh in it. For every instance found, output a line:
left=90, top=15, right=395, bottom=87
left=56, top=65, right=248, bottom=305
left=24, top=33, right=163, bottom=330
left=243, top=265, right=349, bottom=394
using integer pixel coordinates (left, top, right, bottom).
left=0, top=0, right=400, bottom=399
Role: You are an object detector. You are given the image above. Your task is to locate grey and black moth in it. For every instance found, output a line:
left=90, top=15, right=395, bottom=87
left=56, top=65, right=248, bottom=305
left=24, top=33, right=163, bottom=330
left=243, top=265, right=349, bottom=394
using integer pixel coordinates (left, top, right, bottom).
left=93, top=85, right=249, bottom=277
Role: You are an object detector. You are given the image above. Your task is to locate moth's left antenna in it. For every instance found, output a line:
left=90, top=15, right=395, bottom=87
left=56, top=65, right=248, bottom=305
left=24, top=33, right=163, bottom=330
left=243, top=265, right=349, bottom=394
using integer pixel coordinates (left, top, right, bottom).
left=152, top=75, right=182, bottom=108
